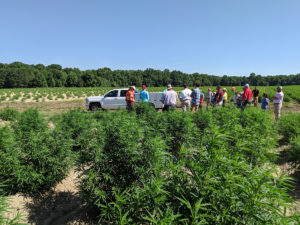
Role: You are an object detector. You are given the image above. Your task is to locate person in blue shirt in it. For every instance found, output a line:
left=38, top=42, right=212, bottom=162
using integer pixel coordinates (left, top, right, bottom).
left=139, top=84, right=149, bottom=102
left=261, top=93, right=269, bottom=110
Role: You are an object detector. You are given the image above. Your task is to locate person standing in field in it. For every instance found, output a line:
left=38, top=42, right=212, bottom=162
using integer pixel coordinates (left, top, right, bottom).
left=199, top=89, right=205, bottom=110
left=139, top=84, right=149, bottom=102
left=161, top=84, right=178, bottom=111
left=191, top=83, right=201, bottom=112
left=222, top=88, right=228, bottom=107
left=273, top=86, right=284, bottom=121
left=214, top=85, right=223, bottom=107
left=261, top=93, right=269, bottom=110
left=126, top=86, right=136, bottom=111
left=205, top=88, right=213, bottom=109
left=233, top=91, right=239, bottom=107
left=252, top=86, right=260, bottom=107
left=242, top=84, right=252, bottom=109
left=180, top=84, right=192, bottom=112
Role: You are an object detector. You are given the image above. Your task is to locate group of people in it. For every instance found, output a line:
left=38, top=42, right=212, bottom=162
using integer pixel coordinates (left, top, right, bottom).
left=125, top=83, right=284, bottom=120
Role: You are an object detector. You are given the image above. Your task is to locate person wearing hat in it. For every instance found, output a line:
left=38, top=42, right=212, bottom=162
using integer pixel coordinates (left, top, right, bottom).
left=222, top=88, right=228, bottom=107
left=180, top=84, right=192, bottom=112
left=126, top=86, right=136, bottom=111
left=161, top=84, right=178, bottom=111
left=242, top=84, right=252, bottom=109
left=273, top=86, right=284, bottom=121
left=139, top=84, right=149, bottom=102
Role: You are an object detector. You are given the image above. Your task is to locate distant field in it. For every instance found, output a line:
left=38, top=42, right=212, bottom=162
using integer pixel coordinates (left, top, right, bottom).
left=0, top=86, right=300, bottom=103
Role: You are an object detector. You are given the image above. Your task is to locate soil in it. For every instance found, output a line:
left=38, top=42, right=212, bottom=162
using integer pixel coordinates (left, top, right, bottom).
left=276, top=145, right=300, bottom=215
left=3, top=170, right=98, bottom=225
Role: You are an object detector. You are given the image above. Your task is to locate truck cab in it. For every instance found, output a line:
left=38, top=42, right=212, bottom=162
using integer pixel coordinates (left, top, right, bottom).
left=86, top=88, right=164, bottom=111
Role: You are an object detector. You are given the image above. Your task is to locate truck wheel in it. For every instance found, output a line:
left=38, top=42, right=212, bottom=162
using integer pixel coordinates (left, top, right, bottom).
left=89, top=103, right=101, bottom=111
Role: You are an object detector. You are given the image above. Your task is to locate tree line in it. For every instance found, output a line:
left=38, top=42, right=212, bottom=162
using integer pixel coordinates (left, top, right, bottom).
left=0, top=61, right=299, bottom=88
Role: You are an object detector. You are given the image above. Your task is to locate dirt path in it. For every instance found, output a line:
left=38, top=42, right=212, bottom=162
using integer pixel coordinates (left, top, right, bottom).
left=4, top=170, right=97, bottom=225
left=276, top=145, right=300, bottom=215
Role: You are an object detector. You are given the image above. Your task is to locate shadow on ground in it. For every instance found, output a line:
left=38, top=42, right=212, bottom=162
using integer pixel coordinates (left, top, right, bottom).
left=25, top=190, right=98, bottom=225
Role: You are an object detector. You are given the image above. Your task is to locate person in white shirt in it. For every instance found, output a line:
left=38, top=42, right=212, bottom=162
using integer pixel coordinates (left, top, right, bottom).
left=161, top=84, right=179, bottom=111
left=273, top=86, right=284, bottom=121
left=180, top=84, right=192, bottom=112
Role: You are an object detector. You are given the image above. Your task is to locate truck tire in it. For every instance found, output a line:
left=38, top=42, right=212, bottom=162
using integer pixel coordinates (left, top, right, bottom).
left=89, top=103, right=101, bottom=111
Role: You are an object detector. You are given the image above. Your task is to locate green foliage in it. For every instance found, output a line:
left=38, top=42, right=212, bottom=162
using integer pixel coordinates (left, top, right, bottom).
left=288, top=136, right=300, bottom=178
left=52, top=109, right=100, bottom=163
left=1, top=62, right=300, bottom=88
left=0, top=109, right=72, bottom=195
left=80, top=107, right=299, bottom=224
left=0, top=108, right=19, bottom=121
left=277, top=113, right=300, bottom=144
left=0, top=186, right=24, bottom=225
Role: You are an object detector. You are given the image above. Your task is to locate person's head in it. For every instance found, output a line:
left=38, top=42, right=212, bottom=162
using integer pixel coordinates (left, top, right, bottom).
left=183, top=84, right=188, bottom=89
left=254, top=86, right=258, bottom=90
left=243, top=84, right=249, bottom=90
left=142, top=84, right=146, bottom=90
left=240, top=92, right=244, bottom=96
left=263, top=93, right=268, bottom=98
left=129, top=86, right=134, bottom=91
left=194, top=82, right=200, bottom=88
left=231, top=87, right=236, bottom=92
left=208, top=88, right=211, bottom=91
left=213, top=92, right=216, bottom=96
left=167, top=84, right=173, bottom=90
left=235, top=91, right=239, bottom=95
left=216, top=85, right=221, bottom=90
left=223, top=88, right=227, bottom=92
left=277, top=86, right=283, bottom=92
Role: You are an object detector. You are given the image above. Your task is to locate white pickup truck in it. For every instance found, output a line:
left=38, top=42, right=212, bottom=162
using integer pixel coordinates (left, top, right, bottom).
left=86, top=88, right=164, bottom=111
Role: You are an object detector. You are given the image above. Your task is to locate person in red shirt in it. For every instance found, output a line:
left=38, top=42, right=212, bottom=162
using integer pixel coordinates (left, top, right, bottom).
left=214, top=85, right=223, bottom=107
left=126, top=86, right=135, bottom=111
left=242, top=84, right=252, bottom=109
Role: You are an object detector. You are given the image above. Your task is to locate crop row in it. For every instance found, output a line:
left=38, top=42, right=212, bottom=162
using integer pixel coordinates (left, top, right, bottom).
left=0, top=86, right=299, bottom=103
left=0, top=106, right=299, bottom=224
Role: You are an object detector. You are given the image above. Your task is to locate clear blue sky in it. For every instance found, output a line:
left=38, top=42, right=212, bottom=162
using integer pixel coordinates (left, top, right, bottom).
left=1, top=0, right=300, bottom=76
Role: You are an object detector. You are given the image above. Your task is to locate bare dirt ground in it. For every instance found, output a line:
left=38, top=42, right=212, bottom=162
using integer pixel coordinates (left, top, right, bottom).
left=0, top=99, right=86, bottom=116
left=276, top=145, right=300, bottom=215
left=4, top=170, right=98, bottom=225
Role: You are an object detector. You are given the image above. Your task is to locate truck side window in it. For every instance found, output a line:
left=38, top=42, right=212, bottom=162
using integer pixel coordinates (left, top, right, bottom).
left=120, top=90, right=127, bottom=97
left=105, top=90, right=118, bottom=97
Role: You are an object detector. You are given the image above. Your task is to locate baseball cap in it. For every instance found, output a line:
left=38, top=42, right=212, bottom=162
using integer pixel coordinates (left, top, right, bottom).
left=167, top=84, right=172, bottom=89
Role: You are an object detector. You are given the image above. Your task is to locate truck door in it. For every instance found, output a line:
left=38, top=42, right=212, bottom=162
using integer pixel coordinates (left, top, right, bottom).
left=101, top=90, right=119, bottom=109
left=118, top=90, right=128, bottom=109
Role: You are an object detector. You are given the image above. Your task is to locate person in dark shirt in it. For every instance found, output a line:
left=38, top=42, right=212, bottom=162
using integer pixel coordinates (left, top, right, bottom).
left=252, top=86, right=259, bottom=107
left=214, top=85, right=223, bottom=107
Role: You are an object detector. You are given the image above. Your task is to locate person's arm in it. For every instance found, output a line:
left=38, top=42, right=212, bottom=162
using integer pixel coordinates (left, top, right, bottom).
left=180, top=91, right=183, bottom=102
left=146, top=92, right=149, bottom=102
